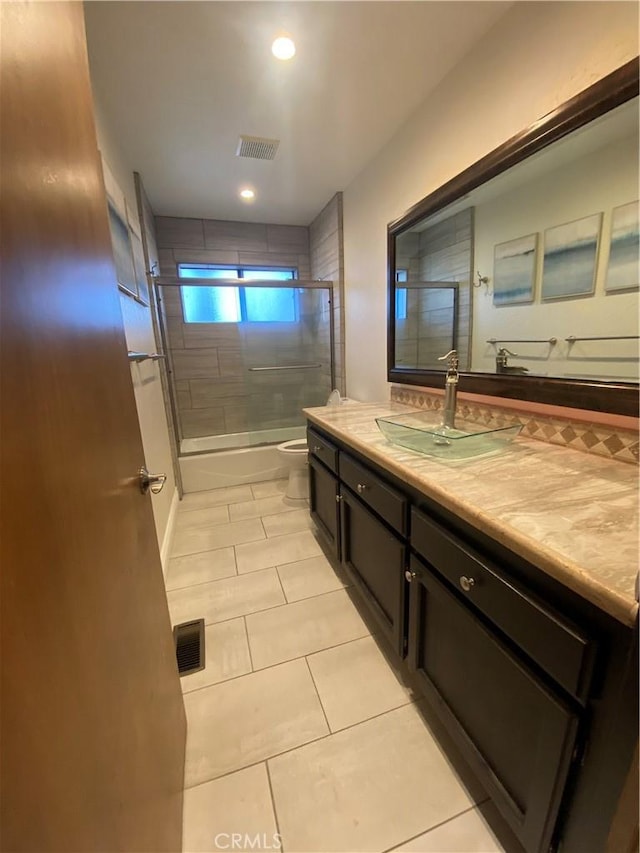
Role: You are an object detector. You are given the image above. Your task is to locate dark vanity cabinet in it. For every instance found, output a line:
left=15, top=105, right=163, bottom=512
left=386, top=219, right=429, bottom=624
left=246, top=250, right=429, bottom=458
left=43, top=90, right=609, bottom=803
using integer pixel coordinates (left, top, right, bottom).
left=307, top=426, right=408, bottom=655
left=307, top=428, right=341, bottom=559
left=306, top=421, right=638, bottom=853
left=408, top=508, right=591, bottom=853
left=339, top=459, right=408, bottom=657
left=408, top=560, right=578, bottom=853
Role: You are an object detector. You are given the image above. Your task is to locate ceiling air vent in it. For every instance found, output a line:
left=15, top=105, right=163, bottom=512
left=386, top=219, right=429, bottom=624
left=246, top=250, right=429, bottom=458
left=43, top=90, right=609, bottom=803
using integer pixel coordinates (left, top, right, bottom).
left=236, top=135, right=280, bottom=161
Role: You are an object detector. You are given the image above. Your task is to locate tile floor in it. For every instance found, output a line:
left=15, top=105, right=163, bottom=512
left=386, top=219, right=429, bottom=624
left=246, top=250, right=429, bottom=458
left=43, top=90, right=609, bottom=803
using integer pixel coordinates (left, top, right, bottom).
left=166, top=479, right=506, bottom=853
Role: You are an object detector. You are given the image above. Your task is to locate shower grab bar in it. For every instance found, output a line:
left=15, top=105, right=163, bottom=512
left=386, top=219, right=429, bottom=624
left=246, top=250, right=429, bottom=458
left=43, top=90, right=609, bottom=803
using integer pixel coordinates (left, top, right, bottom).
left=248, top=363, right=322, bottom=372
left=128, top=351, right=166, bottom=363
left=565, top=335, right=640, bottom=343
left=487, top=337, right=557, bottom=345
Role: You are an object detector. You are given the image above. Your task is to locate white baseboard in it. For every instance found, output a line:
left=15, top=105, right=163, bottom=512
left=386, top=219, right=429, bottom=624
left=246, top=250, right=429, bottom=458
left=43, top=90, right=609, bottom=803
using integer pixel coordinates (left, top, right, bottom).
left=160, top=487, right=179, bottom=577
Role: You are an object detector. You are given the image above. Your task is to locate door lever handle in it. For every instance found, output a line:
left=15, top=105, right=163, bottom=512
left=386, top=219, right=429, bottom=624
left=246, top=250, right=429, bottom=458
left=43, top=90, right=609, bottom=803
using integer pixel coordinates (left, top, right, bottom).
left=139, top=466, right=167, bottom=495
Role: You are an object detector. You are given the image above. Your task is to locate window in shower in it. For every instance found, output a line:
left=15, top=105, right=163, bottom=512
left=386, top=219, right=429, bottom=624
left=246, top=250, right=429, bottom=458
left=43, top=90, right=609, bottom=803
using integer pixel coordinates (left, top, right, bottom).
left=178, top=265, right=299, bottom=323
left=395, top=269, right=408, bottom=320
left=181, top=286, right=302, bottom=323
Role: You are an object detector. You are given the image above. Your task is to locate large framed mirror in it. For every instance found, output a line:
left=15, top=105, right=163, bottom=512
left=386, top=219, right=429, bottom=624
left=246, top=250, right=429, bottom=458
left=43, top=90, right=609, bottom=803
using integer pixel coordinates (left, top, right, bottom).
left=387, top=59, right=639, bottom=416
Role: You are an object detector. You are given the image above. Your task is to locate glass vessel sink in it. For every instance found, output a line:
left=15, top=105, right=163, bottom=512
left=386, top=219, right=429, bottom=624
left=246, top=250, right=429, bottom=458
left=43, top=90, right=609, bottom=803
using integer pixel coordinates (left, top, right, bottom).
left=376, top=411, right=522, bottom=460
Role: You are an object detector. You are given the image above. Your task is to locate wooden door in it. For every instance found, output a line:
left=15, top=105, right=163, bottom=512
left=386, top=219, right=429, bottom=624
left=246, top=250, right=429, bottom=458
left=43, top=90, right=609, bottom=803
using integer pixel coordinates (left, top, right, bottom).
left=0, top=4, right=186, bottom=851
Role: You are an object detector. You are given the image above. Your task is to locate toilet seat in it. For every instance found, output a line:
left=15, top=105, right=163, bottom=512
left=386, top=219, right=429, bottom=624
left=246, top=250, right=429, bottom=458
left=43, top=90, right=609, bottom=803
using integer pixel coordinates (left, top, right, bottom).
left=278, top=439, right=308, bottom=453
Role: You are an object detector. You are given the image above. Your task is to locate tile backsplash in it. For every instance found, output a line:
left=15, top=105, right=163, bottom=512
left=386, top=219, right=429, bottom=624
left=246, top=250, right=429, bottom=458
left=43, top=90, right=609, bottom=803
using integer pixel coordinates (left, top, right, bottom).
left=390, top=385, right=639, bottom=464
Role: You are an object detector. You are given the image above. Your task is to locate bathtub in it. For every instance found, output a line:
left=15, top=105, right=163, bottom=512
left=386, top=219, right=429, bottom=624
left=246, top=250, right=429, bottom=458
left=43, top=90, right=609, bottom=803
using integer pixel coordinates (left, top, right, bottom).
left=179, top=426, right=306, bottom=492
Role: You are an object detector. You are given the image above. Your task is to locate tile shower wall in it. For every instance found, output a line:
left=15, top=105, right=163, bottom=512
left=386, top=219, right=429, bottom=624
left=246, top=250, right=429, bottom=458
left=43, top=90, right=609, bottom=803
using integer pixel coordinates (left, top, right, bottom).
left=310, top=193, right=345, bottom=396
left=155, top=217, right=312, bottom=280
left=390, top=385, right=639, bottom=464
left=155, top=216, right=326, bottom=440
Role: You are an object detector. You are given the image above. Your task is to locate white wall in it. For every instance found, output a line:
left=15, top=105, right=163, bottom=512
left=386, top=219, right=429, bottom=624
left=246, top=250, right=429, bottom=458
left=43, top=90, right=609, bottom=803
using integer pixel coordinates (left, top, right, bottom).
left=474, top=133, right=639, bottom=379
left=343, top=1, right=639, bottom=401
left=92, top=97, right=178, bottom=554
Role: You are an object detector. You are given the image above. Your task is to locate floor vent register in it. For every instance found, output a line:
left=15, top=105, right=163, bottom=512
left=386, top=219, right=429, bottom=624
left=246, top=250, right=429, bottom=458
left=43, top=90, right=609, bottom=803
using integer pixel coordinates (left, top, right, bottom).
left=173, top=619, right=205, bottom=676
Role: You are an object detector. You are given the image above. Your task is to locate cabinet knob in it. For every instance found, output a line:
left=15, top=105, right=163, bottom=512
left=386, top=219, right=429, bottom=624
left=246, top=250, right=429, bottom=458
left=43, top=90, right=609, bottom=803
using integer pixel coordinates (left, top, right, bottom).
left=313, top=445, right=322, bottom=453
left=356, top=483, right=368, bottom=493
left=459, top=575, right=476, bottom=592
left=404, top=570, right=417, bottom=583
left=335, top=494, right=342, bottom=503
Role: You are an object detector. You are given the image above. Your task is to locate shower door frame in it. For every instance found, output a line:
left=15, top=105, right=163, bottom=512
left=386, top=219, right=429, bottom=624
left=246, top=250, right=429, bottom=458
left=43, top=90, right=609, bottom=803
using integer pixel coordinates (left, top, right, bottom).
left=154, top=277, right=336, bottom=452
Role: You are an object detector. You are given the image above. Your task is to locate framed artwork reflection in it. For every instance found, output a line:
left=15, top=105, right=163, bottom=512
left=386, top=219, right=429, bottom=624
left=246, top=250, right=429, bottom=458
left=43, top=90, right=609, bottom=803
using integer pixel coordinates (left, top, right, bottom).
left=606, top=201, right=639, bottom=292
left=541, top=213, right=602, bottom=300
left=493, top=233, right=537, bottom=305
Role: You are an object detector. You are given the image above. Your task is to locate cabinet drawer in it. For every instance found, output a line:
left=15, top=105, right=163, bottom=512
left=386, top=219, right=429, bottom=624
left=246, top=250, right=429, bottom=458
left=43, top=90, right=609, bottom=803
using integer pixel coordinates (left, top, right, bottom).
left=307, top=427, right=339, bottom=474
left=341, top=454, right=407, bottom=536
left=411, top=508, right=592, bottom=700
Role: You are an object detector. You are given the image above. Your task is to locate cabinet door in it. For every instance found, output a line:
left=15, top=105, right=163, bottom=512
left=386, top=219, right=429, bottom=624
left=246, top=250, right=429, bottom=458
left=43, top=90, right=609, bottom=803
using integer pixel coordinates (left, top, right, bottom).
left=408, top=558, right=579, bottom=853
left=309, top=454, right=340, bottom=559
left=340, top=487, right=407, bottom=656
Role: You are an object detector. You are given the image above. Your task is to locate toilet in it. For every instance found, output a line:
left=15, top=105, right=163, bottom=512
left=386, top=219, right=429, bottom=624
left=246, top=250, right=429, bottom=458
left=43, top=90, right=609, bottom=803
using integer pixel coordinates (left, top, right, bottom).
left=277, top=439, right=309, bottom=501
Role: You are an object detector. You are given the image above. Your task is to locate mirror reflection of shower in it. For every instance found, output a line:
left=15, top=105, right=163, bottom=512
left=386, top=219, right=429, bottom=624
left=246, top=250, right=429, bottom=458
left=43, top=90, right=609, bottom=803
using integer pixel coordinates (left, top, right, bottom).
left=394, top=280, right=459, bottom=370
left=156, top=275, right=334, bottom=456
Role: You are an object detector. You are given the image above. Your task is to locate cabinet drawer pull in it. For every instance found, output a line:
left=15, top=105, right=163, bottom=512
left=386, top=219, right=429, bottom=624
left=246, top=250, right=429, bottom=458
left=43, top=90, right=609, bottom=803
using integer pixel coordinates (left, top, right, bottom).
left=313, top=445, right=322, bottom=453
left=460, top=575, right=476, bottom=592
left=405, top=570, right=417, bottom=583
left=357, top=483, right=368, bottom=493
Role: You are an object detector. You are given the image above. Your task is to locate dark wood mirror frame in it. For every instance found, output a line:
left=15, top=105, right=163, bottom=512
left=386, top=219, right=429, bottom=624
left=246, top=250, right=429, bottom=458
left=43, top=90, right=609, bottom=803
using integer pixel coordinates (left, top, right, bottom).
left=387, top=58, right=639, bottom=417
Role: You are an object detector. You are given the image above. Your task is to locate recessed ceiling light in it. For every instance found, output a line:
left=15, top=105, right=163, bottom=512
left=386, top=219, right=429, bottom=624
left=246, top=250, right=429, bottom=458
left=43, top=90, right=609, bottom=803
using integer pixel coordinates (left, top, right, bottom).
left=272, top=36, right=295, bottom=61
left=239, top=188, right=255, bottom=201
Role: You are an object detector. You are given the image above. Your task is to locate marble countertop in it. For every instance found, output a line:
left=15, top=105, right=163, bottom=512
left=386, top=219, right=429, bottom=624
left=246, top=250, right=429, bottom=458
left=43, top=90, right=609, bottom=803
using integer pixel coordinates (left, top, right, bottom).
left=304, top=401, right=639, bottom=627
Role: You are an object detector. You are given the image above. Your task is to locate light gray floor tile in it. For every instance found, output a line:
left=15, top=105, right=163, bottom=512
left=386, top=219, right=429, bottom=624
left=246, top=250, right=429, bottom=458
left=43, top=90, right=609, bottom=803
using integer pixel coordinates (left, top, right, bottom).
left=166, top=547, right=236, bottom=591
left=308, top=636, right=415, bottom=731
left=180, top=619, right=252, bottom=693
left=390, top=805, right=504, bottom=852
left=172, top=518, right=265, bottom=558
left=184, top=659, right=329, bottom=786
left=180, top=485, right=254, bottom=511
left=167, top=569, right=285, bottom=625
left=250, top=479, right=288, bottom=500
left=262, top=508, right=315, bottom=538
left=229, top=494, right=299, bottom=522
left=268, top=704, right=476, bottom=853
left=183, top=764, right=278, bottom=853
left=246, top=589, right=369, bottom=670
left=235, top=529, right=322, bottom=574
left=174, top=504, right=230, bottom=531
left=277, top=554, right=348, bottom=603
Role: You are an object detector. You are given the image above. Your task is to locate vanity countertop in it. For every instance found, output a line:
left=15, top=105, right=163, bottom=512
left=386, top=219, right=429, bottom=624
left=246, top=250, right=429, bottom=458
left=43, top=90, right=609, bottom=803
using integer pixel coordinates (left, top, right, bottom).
left=304, top=402, right=639, bottom=627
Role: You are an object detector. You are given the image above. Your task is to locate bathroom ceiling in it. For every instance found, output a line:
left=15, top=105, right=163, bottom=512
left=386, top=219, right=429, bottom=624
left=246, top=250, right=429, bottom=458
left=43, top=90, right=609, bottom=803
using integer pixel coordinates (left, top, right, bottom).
left=84, top=1, right=509, bottom=226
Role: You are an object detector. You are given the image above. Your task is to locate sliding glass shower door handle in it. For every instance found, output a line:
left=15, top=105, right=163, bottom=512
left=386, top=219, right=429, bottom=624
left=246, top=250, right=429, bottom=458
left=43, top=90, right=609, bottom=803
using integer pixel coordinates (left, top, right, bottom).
left=247, top=364, right=322, bottom=371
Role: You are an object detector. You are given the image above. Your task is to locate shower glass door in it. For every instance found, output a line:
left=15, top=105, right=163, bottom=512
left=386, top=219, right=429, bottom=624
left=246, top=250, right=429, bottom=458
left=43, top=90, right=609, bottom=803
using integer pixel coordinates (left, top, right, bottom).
left=242, top=285, right=333, bottom=441
left=157, top=278, right=334, bottom=449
